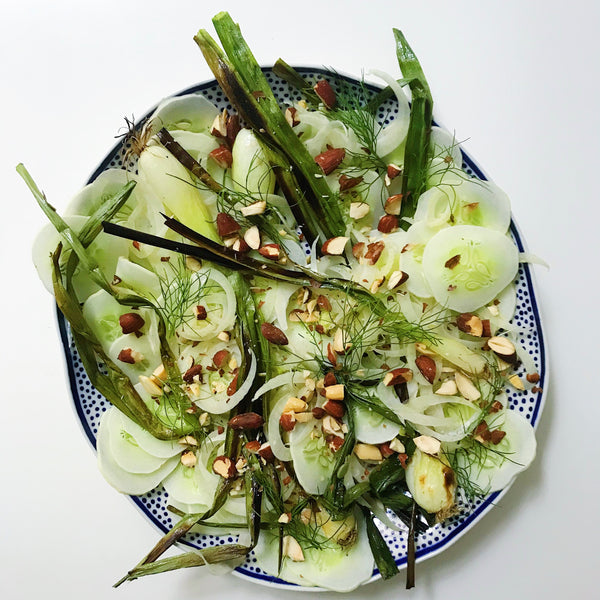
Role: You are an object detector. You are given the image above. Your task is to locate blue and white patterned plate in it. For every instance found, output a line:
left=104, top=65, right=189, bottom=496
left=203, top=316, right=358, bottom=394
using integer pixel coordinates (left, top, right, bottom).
left=58, top=68, right=547, bottom=590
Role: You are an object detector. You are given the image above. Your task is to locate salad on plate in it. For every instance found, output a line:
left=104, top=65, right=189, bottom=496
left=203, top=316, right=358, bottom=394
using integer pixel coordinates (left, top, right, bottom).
left=22, top=11, right=544, bottom=592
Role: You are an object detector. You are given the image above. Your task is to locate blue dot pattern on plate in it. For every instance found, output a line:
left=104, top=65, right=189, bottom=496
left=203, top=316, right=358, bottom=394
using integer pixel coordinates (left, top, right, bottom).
left=58, top=68, right=546, bottom=587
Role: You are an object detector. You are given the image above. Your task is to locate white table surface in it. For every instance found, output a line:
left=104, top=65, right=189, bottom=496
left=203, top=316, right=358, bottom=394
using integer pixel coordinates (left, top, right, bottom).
left=1, top=1, right=598, bottom=598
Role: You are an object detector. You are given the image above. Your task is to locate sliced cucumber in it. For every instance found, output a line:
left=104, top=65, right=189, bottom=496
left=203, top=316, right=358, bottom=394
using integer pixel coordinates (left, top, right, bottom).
left=116, top=410, right=181, bottom=459
left=453, top=410, right=536, bottom=493
left=171, top=130, right=219, bottom=163
left=32, top=215, right=129, bottom=301
left=148, top=93, right=219, bottom=135
left=352, top=402, right=400, bottom=444
left=107, top=324, right=162, bottom=383
left=105, top=408, right=168, bottom=474
left=415, top=179, right=511, bottom=233
left=253, top=508, right=373, bottom=592
left=96, top=408, right=179, bottom=495
left=162, top=430, right=224, bottom=507
left=65, top=168, right=136, bottom=217
left=173, top=267, right=236, bottom=342
left=81, top=289, right=127, bottom=347
left=289, top=421, right=337, bottom=495
left=422, top=225, right=518, bottom=312
left=113, top=257, right=161, bottom=301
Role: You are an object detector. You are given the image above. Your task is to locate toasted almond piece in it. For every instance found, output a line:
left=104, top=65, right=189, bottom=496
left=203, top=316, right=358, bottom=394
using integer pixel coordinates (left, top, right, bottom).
left=311, top=406, right=326, bottom=419
left=117, top=348, right=137, bottom=364
left=210, top=110, right=228, bottom=138
left=228, top=412, right=264, bottom=430
left=370, top=276, right=385, bottom=294
left=178, top=435, right=199, bottom=446
left=315, top=147, right=345, bottom=174
left=323, top=372, right=337, bottom=387
left=384, top=194, right=403, bottom=215
left=526, top=372, right=540, bottom=384
left=245, top=440, right=261, bottom=453
left=183, top=364, right=203, bottom=384
left=377, top=214, right=398, bottom=233
left=258, top=243, right=281, bottom=260
left=313, top=79, right=336, bottom=109
left=294, top=412, right=314, bottom=423
left=339, top=174, right=363, bottom=191
left=327, top=435, right=345, bottom=452
left=321, top=236, right=349, bottom=255
left=322, top=415, right=343, bottom=437
left=232, top=237, right=250, bottom=253
left=349, top=202, right=370, bottom=220
left=243, top=225, right=261, bottom=250
left=455, top=371, right=481, bottom=401
left=282, top=535, right=304, bottom=562
left=257, top=442, right=275, bottom=462
left=332, top=328, right=351, bottom=354
left=324, top=383, right=345, bottom=400
left=322, top=400, right=345, bottom=418
left=194, top=304, right=208, bottom=320
left=209, top=145, right=233, bottom=169
left=297, top=287, right=310, bottom=305
left=185, top=256, right=202, bottom=272
left=226, top=113, right=241, bottom=146
left=353, top=443, right=383, bottom=462
left=386, top=163, right=402, bottom=180
left=217, top=331, right=230, bottom=342
left=415, top=355, right=436, bottom=384
left=490, top=429, right=507, bottom=444
left=212, top=456, right=236, bottom=478
left=456, top=313, right=484, bottom=337
left=352, top=242, right=365, bottom=260
left=198, top=412, right=210, bottom=427
left=509, top=374, right=525, bottom=390
left=363, top=241, right=385, bottom=265
left=413, top=435, right=441, bottom=455
left=383, top=368, right=413, bottom=386
left=285, top=106, right=299, bottom=127
left=488, top=336, right=517, bottom=363
left=279, top=412, right=296, bottom=432
left=487, top=304, right=500, bottom=316
left=444, top=254, right=461, bottom=269
left=180, top=450, right=197, bottom=468
left=139, top=375, right=163, bottom=397
left=278, top=512, right=292, bottom=524
left=436, top=379, right=458, bottom=395
left=119, top=312, right=145, bottom=335
left=240, top=200, right=267, bottom=216
left=235, top=457, right=248, bottom=473
left=284, top=397, right=307, bottom=413
left=151, top=364, right=167, bottom=383
left=306, top=298, right=318, bottom=315
left=481, top=318, right=492, bottom=337
left=389, top=438, right=406, bottom=453
left=261, top=322, right=289, bottom=345
left=216, top=212, right=241, bottom=237
left=387, top=270, right=409, bottom=290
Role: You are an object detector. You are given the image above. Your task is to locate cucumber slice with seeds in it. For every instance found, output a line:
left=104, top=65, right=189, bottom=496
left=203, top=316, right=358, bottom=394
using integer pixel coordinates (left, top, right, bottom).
left=422, top=225, right=518, bottom=312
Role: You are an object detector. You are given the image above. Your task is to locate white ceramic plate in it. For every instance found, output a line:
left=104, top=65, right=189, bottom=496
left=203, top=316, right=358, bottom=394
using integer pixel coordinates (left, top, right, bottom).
left=58, top=68, right=547, bottom=589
